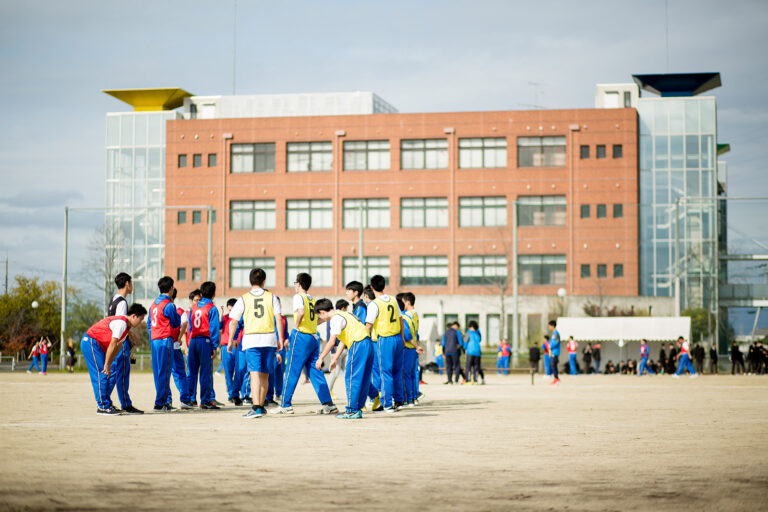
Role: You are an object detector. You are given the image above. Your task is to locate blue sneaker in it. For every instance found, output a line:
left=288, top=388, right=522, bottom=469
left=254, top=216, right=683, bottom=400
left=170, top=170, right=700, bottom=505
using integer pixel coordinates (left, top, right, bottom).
left=336, top=410, right=363, bottom=419
left=243, top=407, right=265, bottom=419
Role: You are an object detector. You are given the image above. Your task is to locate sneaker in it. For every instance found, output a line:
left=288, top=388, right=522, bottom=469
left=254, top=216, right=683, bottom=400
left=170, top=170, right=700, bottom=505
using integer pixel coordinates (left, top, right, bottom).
left=416, top=392, right=425, bottom=401
left=550, top=378, right=560, bottom=386
left=264, top=399, right=279, bottom=408
left=383, top=406, right=397, bottom=414
left=122, top=406, right=144, bottom=415
left=190, top=401, right=199, bottom=407
left=690, top=374, right=699, bottom=379
left=243, top=406, right=265, bottom=419
left=406, top=401, right=416, bottom=408
left=303, top=379, right=310, bottom=385
left=26, top=370, right=31, bottom=374
left=97, top=406, right=121, bottom=415
left=180, top=402, right=195, bottom=410
left=42, top=372, right=47, bottom=375
left=277, top=406, right=294, bottom=415
left=213, top=400, right=225, bottom=407
left=164, top=404, right=176, bottom=410
left=394, top=401, right=404, bottom=410
left=672, top=374, right=680, bottom=379
left=336, top=410, right=363, bottom=419
left=242, top=397, right=253, bottom=405
left=371, top=396, right=382, bottom=411
left=318, top=404, right=339, bottom=415
left=233, top=397, right=243, bottom=406
left=371, top=405, right=384, bottom=412
left=227, top=397, right=235, bottom=404
left=443, top=381, right=452, bottom=385
left=201, top=402, right=220, bottom=410
left=418, top=380, right=426, bottom=385
left=153, top=405, right=165, bottom=411
left=481, top=379, right=486, bottom=385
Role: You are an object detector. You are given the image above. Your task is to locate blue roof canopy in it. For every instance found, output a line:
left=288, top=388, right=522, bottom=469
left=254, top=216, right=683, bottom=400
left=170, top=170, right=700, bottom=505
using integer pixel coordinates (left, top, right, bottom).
left=632, top=73, right=721, bottom=97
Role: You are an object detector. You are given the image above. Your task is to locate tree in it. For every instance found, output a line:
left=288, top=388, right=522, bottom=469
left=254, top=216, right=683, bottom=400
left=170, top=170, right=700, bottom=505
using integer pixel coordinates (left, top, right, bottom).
left=682, top=307, right=710, bottom=342
left=81, top=223, right=119, bottom=313
left=0, top=276, right=61, bottom=358
left=65, top=291, right=103, bottom=341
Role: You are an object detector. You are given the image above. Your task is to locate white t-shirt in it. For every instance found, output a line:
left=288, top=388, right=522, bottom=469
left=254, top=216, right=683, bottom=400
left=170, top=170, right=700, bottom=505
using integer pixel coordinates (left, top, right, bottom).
left=293, top=293, right=312, bottom=313
left=229, top=288, right=282, bottom=349
left=364, top=294, right=389, bottom=324
left=329, top=314, right=347, bottom=337
left=111, top=294, right=127, bottom=316
left=109, top=319, right=127, bottom=340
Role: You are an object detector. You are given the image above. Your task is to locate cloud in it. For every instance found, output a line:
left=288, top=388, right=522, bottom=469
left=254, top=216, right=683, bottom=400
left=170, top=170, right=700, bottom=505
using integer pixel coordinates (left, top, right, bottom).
left=0, top=189, right=84, bottom=208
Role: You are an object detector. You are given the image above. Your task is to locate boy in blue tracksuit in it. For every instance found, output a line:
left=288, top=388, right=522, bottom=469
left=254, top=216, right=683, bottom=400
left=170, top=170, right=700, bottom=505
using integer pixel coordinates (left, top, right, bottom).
left=542, top=335, right=552, bottom=376
left=348, top=281, right=381, bottom=410
left=182, top=281, right=220, bottom=409
left=397, top=295, right=423, bottom=405
left=147, top=276, right=182, bottom=411
left=638, top=339, right=655, bottom=376
left=402, top=292, right=423, bottom=397
left=229, top=318, right=251, bottom=405
left=266, top=315, right=287, bottom=406
left=463, top=321, right=483, bottom=384
left=547, top=320, right=561, bottom=385
left=366, top=275, right=405, bottom=412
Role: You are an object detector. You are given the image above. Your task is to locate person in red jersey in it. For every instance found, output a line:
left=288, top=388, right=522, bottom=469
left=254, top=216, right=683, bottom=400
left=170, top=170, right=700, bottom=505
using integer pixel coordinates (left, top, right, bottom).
left=147, top=276, right=182, bottom=411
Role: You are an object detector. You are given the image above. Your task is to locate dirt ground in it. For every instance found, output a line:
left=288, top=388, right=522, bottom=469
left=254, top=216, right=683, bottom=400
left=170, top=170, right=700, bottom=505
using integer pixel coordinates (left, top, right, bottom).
left=1, top=370, right=767, bottom=512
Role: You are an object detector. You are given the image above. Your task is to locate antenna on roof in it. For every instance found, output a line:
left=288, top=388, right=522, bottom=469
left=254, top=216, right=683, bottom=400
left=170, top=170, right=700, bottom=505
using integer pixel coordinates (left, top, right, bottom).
left=527, top=81, right=545, bottom=109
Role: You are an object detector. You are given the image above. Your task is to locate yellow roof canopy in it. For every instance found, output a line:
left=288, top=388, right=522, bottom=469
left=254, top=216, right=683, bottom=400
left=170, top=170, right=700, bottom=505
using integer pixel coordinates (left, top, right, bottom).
left=102, top=88, right=193, bottom=111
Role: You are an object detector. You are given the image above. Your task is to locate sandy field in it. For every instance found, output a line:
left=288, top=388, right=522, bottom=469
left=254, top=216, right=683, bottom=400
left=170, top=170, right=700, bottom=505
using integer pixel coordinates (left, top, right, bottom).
left=1, top=370, right=767, bottom=512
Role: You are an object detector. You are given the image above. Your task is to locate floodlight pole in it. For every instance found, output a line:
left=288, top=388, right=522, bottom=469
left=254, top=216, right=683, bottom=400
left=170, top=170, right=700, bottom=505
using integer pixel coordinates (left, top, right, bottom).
left=60, top=206, right=68, bottom=370
left=512, top=200, right=519, bottom=368
left=358, top=202, right=364, bottom=281
left=207, top=206, right=213, bottom=280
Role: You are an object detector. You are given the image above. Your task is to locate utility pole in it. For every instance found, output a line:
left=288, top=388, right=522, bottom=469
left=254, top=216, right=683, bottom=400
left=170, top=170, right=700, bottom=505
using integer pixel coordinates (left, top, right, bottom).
left=3, top=255, right=7, bottom=295
left=60, top=207, right=69, bottom=371
left=358, top=201, right=364, bottom=281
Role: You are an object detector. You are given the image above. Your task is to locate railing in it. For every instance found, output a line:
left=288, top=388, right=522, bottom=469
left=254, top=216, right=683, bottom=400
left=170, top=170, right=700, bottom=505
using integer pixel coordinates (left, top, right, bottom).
left=719, top=283, right=768, bottom=300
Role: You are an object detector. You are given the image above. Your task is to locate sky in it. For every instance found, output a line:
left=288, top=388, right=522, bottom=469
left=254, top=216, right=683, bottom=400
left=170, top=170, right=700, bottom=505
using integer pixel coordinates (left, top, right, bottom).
left=1, top=0, right=767, bottom=326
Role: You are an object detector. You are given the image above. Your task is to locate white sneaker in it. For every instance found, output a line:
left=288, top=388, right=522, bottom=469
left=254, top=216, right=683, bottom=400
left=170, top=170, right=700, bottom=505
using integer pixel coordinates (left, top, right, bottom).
left=690, top=374, right=698, bottom=379
left=672, top=374, right=680, bottom=379
left=383, top=406, right=396, bottom=414
left=277, top=406, right=294, bottom=415
left=318, top=404, right=339, bottom=415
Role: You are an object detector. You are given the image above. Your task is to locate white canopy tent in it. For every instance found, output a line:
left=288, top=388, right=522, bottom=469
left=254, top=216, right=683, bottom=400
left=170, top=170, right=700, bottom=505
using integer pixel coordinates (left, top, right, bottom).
left=556, top=317, right=691, bottom=343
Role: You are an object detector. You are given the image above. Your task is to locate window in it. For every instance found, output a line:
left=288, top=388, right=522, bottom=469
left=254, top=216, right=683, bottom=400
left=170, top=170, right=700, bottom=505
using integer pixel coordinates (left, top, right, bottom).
left=193, top=154, right=202, bottom=167
left=178, top=154, right=187, bottom=168
left=580, top=145, right=590, bottom=159
left=400, top=197, right=448, bottom=228
left=580, top=205, right=590, bottom=219
left=192, top=268, right=201, bottom=281
left=613, top=144, right=623, bottom=158
left=597, top=204, right=607, bottom=218
left=231, top=143, right=275, bottom=173
left=211, top=268, right=216, bottom=281
left=209, top=210, right=217, bottom=223
left=597, top=264, right=607, bottom=278
left=613, top=204, right=623, bottom=218
left=459, top=196, right=507, bottom=227
left=458, top=255, right=508, bottom=286
left=581, top=264, right=590, bottom=278
left=487, top=314, right=501, bottom=345
left=343, top=140, right=390, bottom=170
left=208, top=153, right=217, bottom=167
left=401, top=139, right=448, bottom=169
left=458, top=137, right=507, bottom=168
left=614, top=264, right=624, bottom=278
left=342, top=199, right=390, bottom=229
left=286, top=257, right=332, bottom=287
left=229, top=257, right=275, bottom=288
left=517, top=136, right=566, bottom=167
left=518, top=255, right=566, bottom=285
left=517, top=196, right=566, bottom=226
left=177, top=211, right=187, bottom=224
left=287, top=141, right=332, bottom=172
left=342, top=256, right=390, bottom=285
left=230, top=200, right=275, bottom=230
left=286, top=199, right=332, bottom=229
left=192, top=210, right=202, bottom=224
left=177, top=268, right=186, bottom=281
left=400, top=256, right=448, bottom=286
left=596, top=145, right=606, bottom=159
left=623, top=91, right=631, bottom=108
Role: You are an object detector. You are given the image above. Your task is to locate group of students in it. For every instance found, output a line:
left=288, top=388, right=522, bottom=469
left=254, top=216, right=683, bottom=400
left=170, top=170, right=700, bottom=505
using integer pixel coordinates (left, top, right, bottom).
left=25, top=337, right=52, bottom=375
left=78, top=268, right=426, bottom=419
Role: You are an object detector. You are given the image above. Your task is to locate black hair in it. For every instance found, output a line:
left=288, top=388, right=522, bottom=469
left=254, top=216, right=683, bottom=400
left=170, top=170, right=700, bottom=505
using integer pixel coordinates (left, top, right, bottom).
left=396, top=295, right=405, bottom=311
left=249, top=268, right=266, bottom=286
left=295, top=272, right=312, bottom=291
left=171, top=288, right=178, bottom=300
left=548, top=320, right=557, bottom=328
left=314, top=298, right=334, bottom=312
left=114, top=272, right=132, bottom=289
left=468, top=320, right=478, bottom=330
left=446, top=323, right=452, bottom=329
left=127, top=303, right=147, bottom=317
left=402, top=292, right=415, bottom=306
left=642, top=338, right=648, bottom=343
left=158, top=276, right=174, bottom=294
left=226, top=298, right=237, bottom=308
left=345, top=281, right=363, bottom=296
left=335, top=299, right=349, bottom=310
left=200, top=281, right=216, bottom=299
left=362, top=285, right=375, bottom=301
left=370, top=274, right=386, bottom=292
left=189, top=289, right=202, bottom=301
left=451, top=321, right=460, bottom=328
left=678, top=336, right=685, bottom=341
left=544, top=335, right=550, bottom=340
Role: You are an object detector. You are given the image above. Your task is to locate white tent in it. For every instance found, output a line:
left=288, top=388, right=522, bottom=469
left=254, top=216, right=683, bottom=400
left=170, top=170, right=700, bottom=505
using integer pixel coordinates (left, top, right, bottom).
left=556, top=317, right=691, bottom=343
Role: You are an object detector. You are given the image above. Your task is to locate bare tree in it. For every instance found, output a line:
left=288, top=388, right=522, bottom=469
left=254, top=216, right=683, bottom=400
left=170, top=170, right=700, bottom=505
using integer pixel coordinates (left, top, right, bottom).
left=81, top=223, right=119, bottom=313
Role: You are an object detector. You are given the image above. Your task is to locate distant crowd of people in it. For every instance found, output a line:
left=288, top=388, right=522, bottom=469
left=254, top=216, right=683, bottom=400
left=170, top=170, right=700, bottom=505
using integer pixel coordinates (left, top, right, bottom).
left=729, top=340, right=768, bottom=375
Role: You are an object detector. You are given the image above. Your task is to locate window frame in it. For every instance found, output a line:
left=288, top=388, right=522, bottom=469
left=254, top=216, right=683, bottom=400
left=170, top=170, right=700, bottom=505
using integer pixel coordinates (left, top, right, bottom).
left=177, top=211, right=187, bottom=224
left=400, top=139, right=449, bottom=170
left=581, top=264, right=591, bottom=278
left=178, top=154, right=187, bottom=168
left=192, top=210, right=202, bottom=224
left=613, top=144, right=623, bottom=159
left=285, top=257, right=332, bottom=287
left=207, top=153, right=217, bottom=167
left=596, top=145, right=606, bottom=159
left=458, top=255, right=508, bottom=286
left=400, top=197, right=449, bottom=228
left=580, top=145, right=590, bottom=159
left=613, top=203, right=623, bottom=218
left=286, top=199, right=333, bottom=230
left=457, top=137, right=507, bottom=169
left=229, top=200, right=276, bottom=231
left=230, top=143, right=276, bottom=173
left=458, top=196, right=507, bottom=227
left=286, top=141, right=333, bottom=172
left=517, top=136, right=566, bottom=168
left=597, top=204, right=607, bottom=218
left=517, top=196, right=567, bottom=226
left=192, top=154, right=202, bottom=168
left=614, top=263, right=624, bottom=278
left=400, top=255, right=449, bottom=286
left=229, top=257, right=276, bottom=288
left=342, top=198, right=391, bottom=229
left=597, top=264, right=607, bottom=278
left=342, top=140, right=391, bottom=171
left=580, top=204, right=590, bottom=219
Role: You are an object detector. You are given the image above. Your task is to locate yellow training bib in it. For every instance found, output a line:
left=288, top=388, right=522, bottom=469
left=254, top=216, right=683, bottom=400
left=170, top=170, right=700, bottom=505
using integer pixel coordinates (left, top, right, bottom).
left=295, top=293, right=316, bottom=334
left=372, top=296, right=401, bottom=337
left=242, top=290, right=275, bottom=334
left=334, top=311, right=369, bottom=349
left=402, top=313, right=417, bottom=349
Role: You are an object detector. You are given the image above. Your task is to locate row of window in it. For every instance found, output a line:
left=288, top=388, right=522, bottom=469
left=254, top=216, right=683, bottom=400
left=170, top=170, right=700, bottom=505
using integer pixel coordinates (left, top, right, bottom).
left=225, top=254, right=567, bottom=288
left=177, top=210, right=216, bottom=225
left=580, top=264, right=624, bottom=278
left=178, top=153, right=217, bottom=168
left=579, top=144, right=623, bottom=159
left=177, top=267, right=216, bottom=282
left=580, top=204, right=623, bottom=219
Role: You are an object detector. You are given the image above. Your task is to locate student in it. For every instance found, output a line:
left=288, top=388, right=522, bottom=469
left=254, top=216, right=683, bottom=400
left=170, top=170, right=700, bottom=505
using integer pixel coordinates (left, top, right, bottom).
left=567, top=336, right=578, bottom=375
left=362, top=285, right=382, bottom=411
left=227, top=268, right=285, bottom=419
left=220, top=298, right=238, bottom=402
left=147, top=276, right=182, bottom=411
left=434, top=341, right=444, bottom=376
left=345, top=281, right=367, bottom=323
left=81, top=304, right=147, bottom=414
left=593, top=342, right=602, bottom=374
left=278, top=273, right=337, bottom=415
left=266, top=314, right=288, bottom=407
left=65, top=339, right=77, bottom=373
left=39, top=337, right=51, bottom=375
left=26, top=342, right=41, bottom=374
left=315, top=298, right=374, bottom=419
left=182, top=281, right=220, bottom=409
left=228, top=318, right=249, bottom=406
left=464, top=321, right=483, bottom=384
left=638, top=339, right=655, bottom=376
left=397, top=295, right=423, bottom=405
left=178, top=289, right=200, bottom=406
left=673, top=336, right=698, bottom=378
left=548, top=321, right=561, bottom=385
left=327, top=299, right=350, bottom=396
left=441, top=323, right=461, bottom=385
left=401, top=292, right=424, bottom=399
left=106, top=272, right=142, bottom=414
left=365, top=275, right=405, bottom=412
left=542, top=335, right=551, bottom=377
left=498, top=340, right=511, bottom=374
